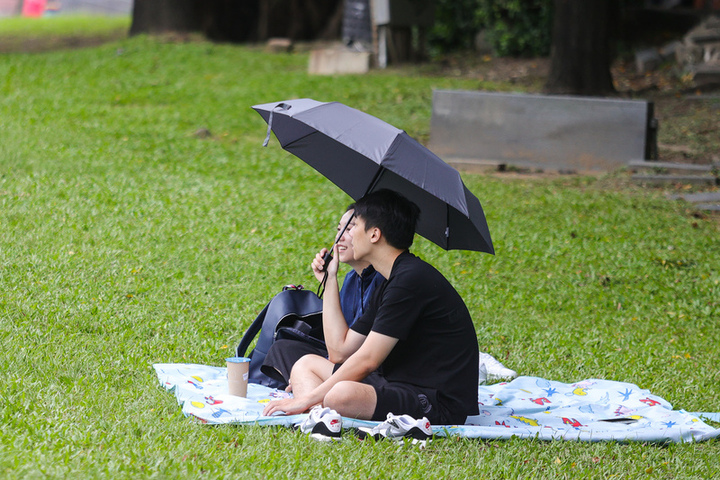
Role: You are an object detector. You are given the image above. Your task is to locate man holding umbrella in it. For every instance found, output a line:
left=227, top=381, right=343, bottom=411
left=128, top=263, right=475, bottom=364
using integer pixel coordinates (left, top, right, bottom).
left=262, top=189, right=479, bottom=429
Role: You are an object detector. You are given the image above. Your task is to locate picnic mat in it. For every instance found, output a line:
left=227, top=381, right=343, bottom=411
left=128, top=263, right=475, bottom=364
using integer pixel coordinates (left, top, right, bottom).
left=153, top=363, right=720, bottom=443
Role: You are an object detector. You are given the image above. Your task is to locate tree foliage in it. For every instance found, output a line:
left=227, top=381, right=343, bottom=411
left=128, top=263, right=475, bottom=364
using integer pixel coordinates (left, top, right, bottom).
left=428, top=0, right=482, bottom=53
left=476, top=0, right=553, bottom=57
left=429, top=0, right=553, bottom=56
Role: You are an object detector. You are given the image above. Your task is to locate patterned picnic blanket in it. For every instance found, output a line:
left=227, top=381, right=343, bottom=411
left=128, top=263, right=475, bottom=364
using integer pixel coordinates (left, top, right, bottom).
left=153, top=363, right=720, bottom=443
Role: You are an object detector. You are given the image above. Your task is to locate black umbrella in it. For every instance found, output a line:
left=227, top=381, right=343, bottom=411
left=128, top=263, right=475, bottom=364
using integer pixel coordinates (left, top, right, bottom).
left=253, top=98, right=494, bottom=254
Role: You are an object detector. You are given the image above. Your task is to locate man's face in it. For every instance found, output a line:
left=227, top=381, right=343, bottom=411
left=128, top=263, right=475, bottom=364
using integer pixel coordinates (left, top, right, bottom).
left=335, top=209, right=356, bottom=264
left=349, top=215, right=371, bottom=262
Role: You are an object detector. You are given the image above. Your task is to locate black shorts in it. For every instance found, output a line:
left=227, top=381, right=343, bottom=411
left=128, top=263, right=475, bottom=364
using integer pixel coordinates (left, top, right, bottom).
left=332, top=365, right=456, bottom=425
left=261, top=339, right=327, bottom=388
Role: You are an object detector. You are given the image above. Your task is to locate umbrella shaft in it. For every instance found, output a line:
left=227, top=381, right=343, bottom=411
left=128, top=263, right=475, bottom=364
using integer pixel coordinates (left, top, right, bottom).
left=319, top=212, right=356, bottom=272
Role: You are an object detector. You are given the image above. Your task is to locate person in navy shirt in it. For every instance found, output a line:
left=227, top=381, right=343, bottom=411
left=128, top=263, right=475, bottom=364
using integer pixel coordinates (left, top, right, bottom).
left=261, top=206, right=383, bottom=387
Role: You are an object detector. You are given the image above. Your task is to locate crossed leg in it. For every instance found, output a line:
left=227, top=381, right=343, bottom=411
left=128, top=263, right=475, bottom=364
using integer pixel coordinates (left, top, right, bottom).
left=289, top=354, right=378, bottom=420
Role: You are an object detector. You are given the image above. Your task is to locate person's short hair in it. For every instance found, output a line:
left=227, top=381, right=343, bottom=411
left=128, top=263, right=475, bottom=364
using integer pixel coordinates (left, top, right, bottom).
left=353, top=189, right=420, bottom=250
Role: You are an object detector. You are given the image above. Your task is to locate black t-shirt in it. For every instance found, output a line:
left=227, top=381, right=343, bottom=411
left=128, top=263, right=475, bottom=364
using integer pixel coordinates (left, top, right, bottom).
left=351, top=251, right=479, bottom=418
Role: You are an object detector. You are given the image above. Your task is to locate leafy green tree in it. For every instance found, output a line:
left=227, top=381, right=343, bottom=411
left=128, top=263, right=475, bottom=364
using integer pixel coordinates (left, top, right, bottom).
left=476, top=0, right=553, bottom=57
left=429, top=0, right=553, bottom=56
left=428, top=0, right=482, bottom=53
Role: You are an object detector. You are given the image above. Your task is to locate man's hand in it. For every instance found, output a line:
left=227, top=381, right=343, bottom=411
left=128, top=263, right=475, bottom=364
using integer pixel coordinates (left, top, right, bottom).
left=262, top=395, right=315, bottom=417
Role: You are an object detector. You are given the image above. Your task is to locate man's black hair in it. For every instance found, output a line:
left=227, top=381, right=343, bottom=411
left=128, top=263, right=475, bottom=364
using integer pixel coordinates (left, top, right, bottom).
left=353, top=189, right=420, bottom=250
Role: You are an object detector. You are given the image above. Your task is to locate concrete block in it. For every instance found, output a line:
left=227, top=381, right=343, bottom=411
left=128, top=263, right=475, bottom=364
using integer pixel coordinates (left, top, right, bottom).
left=266, top=38, right=293, bottom=53
left=702, top=43, right=720, bottom=63
left=658, top=41, right=683, bottom=61
left=668, top=191, right=720, bottom=203
left=686, top=16, right=720, bottom=44
left=429, top=90, right=655, bottom=173
left=308, top=48, right=371, bottom=75
left=696, top=204, right=720, bottom=211
left=635, top=48, right=662, bottom=73
left=628, top=160, right=714, bottom=173
left=692, top=63, right=720, bottom=84
left=631, top=174, right=718, bottom=186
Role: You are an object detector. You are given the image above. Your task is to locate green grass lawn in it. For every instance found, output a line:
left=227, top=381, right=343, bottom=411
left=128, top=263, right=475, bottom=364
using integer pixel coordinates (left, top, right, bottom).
left=1, top=25, right=719, bottom=478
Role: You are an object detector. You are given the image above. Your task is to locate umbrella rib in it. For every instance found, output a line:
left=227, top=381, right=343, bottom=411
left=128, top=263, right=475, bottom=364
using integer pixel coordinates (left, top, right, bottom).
left=279, top=129, right=318, bottom=149
left=445, top=204, right=450, bottom=249
left=364, top=168, right=386, bottom=196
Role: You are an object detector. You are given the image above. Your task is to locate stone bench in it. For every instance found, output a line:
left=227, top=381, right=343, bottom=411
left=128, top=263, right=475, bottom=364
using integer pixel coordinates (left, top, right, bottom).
left=429, top=90, right=658, bottom=173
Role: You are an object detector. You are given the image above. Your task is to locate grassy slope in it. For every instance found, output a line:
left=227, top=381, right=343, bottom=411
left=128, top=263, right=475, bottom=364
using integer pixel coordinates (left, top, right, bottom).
left=0, top=15, right=130, bottom=53
left=1, top=31, right=719, bottom=478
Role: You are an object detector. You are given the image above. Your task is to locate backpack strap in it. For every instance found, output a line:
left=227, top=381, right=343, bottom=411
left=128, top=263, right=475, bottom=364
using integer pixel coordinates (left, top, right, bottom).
left=236, top=285, right=308, bottom=357
left=236, top=302, right=269, bottom=357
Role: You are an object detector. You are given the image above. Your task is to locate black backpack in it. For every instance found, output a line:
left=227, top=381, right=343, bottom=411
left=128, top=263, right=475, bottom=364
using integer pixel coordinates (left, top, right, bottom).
left=236, top=285, right=324, bottom=389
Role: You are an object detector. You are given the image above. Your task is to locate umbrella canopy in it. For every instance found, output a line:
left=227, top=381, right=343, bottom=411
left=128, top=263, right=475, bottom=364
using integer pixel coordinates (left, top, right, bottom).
left=253, top=98, right=494, bottom=254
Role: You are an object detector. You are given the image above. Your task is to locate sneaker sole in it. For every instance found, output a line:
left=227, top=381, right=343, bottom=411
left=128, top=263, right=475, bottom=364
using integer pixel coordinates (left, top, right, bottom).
left=304, top=420, right=342, bottom=441
left=354, top=427, right=431, bottom=447
left=309, top=432, right=342, bottom=442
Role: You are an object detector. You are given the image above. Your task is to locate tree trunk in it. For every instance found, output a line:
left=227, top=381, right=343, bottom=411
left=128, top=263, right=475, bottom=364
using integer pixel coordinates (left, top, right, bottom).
left=202, top=0, right=260, bottom=43
left=318, top=0, right=345, bottom=40
left=286, top=0, right=341, bottom=40
left=130, top=0, right=339, bottom=43
left=388, top=27, right=412, bottom=64
left=544, top=0, right=618, bottom=96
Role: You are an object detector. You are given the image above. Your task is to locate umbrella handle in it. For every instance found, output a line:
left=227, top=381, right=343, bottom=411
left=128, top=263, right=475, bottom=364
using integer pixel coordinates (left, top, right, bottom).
left=315, top=211, right=355, bottom=297
left=317, top=211, right=354, bottom=272
left=262, top=103, right=291, bottom=147
left=316, top=250, right=332, bottom=298
left=319, top=251, right=333, bottom=272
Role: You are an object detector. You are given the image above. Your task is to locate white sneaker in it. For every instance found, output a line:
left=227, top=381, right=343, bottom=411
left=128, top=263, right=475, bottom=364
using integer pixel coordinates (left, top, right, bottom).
left=478, top=361, right=488, bottom=384
left=357, top=413, right=433, bottom=447
left=297, top=406, right=342, bottom=441
left=479, top=352, right=517, bottom=383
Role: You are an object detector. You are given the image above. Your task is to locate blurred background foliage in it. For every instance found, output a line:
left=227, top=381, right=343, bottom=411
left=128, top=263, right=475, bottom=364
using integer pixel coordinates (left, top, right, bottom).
left=429, top=0, right=554, bottom=56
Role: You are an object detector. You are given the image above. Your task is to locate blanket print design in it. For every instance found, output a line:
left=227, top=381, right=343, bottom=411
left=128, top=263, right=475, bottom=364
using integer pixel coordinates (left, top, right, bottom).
left=153, top=363, right=720, bottom=443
